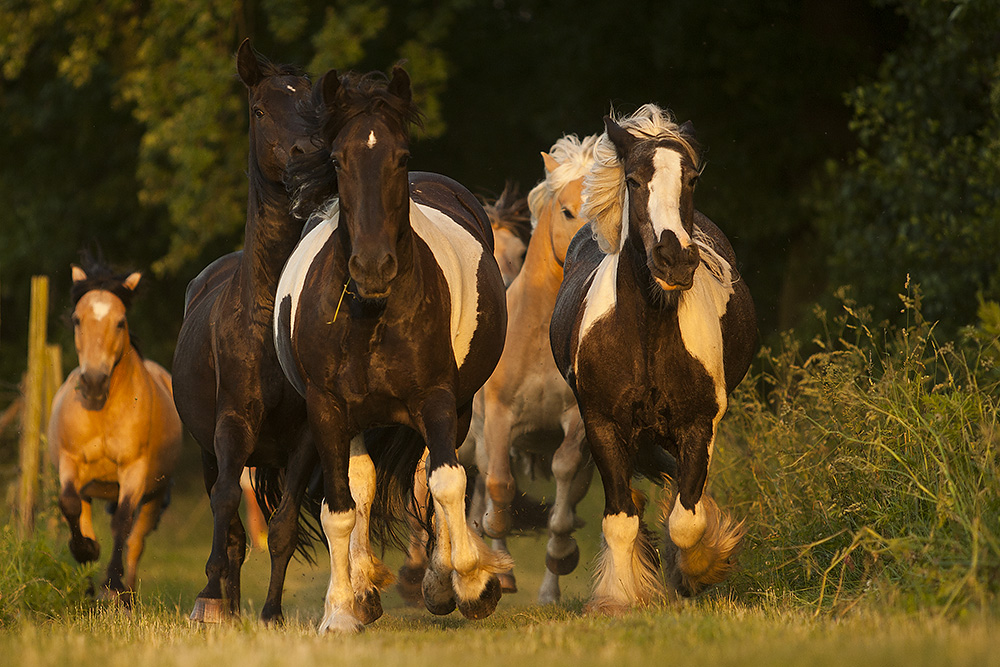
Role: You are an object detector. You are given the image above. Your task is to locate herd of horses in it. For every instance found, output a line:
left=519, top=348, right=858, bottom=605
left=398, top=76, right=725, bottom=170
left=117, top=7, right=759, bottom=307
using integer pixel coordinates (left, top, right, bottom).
left=44, top=39, right=757, bottom=632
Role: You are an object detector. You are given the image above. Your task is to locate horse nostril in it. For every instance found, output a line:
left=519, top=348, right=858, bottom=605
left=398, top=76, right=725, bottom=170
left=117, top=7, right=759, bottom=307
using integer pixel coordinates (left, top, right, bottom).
left=378, top=254, right=397, bottom=282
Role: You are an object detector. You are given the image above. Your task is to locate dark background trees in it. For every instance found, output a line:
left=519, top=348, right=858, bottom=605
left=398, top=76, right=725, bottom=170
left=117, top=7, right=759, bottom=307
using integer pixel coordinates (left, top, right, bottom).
left=1, top=0, right=997, bottom=383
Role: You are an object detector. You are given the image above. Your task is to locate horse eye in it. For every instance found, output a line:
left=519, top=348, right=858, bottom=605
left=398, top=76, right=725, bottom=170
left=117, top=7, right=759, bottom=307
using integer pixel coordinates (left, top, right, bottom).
left=254, top=108, right=265, bottom=119
left=330, top=156, right=341, bottom=170
left=561, top=207, right=574, bottom=219
left=398, top=153, right=410, bottom=168
left=689, top=174, right=700, bottom=187
left=71, top=315, right=80, bottom=327
left=625, top=176, right=640, bottom=189
left=117, top=319, right=126, bottom=330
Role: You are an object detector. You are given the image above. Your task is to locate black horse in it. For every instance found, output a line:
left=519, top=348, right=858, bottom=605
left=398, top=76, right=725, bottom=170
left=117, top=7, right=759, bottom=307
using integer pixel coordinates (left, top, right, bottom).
left=550, top=105, right=757, bottom=612
left=171, top=40, right=317, bottom=624
left=274, top=67, right=509, bottom=633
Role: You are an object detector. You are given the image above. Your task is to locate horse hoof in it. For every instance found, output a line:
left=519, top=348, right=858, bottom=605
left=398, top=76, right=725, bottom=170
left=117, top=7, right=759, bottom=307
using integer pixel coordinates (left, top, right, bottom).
left=497, top=571, right=518, bottom=594
left=422, top=569, right=457, bottom=616
left=456, top=575, right=502, bottom=621
left=319, top=613, right=364, bottom=634
left=355, top=589, right=384, bottom=625
left=397, top=564, right=426, bottom=607
left=546, top=543, right=580, bottom=575
left=260, top=605, right=284, bottom=626
left=189, top=597, right=229, bottom=624
left=70, top=537, right=100, bottom=563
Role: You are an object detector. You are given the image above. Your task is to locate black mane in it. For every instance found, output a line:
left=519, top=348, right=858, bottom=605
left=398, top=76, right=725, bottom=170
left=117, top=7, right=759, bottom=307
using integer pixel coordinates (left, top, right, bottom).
left=483, top=182, right=531, bottom=246
left=70, top=252, right=136, bottom=310
left=286, top=68, right=424, bottom=221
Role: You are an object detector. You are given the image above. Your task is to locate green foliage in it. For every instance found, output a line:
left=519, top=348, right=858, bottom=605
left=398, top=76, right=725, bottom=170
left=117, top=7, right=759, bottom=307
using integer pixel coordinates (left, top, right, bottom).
left=815, top=0, right=1000, bottom=328
left=716, top=288, right=1000, bottom=615
left=0, top=522, right=95, bottom=626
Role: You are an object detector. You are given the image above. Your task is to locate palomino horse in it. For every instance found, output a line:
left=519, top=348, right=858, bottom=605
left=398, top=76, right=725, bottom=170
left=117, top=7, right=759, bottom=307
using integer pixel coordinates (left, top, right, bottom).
left=171, top=41, right=316, bottom=624
left=550, top=105, right=757, bottom=611
left=473, top=134, right=598, bottom=603
left=48, top=260, right=181, bottom=602
left=275, top=67, right=509, bottom=633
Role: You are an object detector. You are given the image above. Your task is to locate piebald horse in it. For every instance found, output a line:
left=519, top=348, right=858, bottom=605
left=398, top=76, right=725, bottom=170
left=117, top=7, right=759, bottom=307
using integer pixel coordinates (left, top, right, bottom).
left=476, top=134, right=598, bottom=603
left=275, top=67, right=510, bottom=633
left=171, top=41, right=316, bottom=624
left=550, top=105, right=756, bottom=612
left=48, top=260, right=182, bottom=602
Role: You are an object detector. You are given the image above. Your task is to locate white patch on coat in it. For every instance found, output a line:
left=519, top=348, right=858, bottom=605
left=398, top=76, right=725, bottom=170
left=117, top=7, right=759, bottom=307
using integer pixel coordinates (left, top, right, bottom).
left=275, top=201, right=340, bottom=342
left=88, top=295, right=113, bottom=321
left=574, top=252, right=619, bottom=376
left=668, top=497, right=707, bottom=550
left=647, top=148, right=690, bottom=247
left=367, top=130, right=377, bottom=149
left=410, top=201, right=483, bottom=369
left=676, top=261, right=733, bottom=413
left=286, top=84, right=297, bottom=92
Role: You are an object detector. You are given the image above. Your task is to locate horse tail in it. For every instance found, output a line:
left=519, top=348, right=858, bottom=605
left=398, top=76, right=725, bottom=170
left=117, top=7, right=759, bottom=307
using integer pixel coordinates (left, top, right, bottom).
left=364, top=426, right=427, bottom=552
left=251, top=465, right=327, bottom=564
left=661, top=493, right=744, bottom=596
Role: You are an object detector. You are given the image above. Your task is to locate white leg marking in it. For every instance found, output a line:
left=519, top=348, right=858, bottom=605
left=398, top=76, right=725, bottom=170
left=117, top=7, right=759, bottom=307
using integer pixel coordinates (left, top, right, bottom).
left=348, top=436, right=391, bottom=594
left=668, top=497, right=707, bottom=550
left=319, top=505, right=362, bottom=634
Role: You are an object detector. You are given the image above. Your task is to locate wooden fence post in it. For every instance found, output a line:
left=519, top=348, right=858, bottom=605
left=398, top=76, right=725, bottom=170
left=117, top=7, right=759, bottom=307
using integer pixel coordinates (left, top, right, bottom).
left=40, top=343, right=63, bottom=503
left=16, top=275, right=49, bottom=538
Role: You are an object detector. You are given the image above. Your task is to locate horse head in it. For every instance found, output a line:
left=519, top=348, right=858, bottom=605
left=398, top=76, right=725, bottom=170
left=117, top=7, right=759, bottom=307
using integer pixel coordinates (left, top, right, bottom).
left=237, top=39, right=313, bottom=185
left=482, top=182, right=530, bottom=286
left=70, top=265, right=140, bottom=410
left=311, top=66, right=418, bottom=299
left=529, top=135, right=597, bottom=267
left=601, top=112, right=702, bottom=294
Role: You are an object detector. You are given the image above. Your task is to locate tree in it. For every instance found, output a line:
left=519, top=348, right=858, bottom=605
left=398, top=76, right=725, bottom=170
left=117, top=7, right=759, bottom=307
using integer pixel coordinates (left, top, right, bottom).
left=815, top=0, right=1000, bottom=328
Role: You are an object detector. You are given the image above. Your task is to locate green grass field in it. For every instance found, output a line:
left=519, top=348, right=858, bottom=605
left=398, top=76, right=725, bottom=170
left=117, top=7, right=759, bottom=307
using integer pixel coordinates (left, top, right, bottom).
left=3, top=295, right=999, bottom=665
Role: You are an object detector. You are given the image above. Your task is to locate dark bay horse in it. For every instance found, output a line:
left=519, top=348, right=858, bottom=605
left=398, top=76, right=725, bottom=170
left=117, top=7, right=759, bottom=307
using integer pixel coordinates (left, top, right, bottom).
left=550, top=105, right=757, bottom=612
left=171, top=40, right=315, bottom=623
left=48, top=260, right=181, bottom=603
left=475, top=134, right=598, bottom=603
left=275, top=67, right=509, bottom=633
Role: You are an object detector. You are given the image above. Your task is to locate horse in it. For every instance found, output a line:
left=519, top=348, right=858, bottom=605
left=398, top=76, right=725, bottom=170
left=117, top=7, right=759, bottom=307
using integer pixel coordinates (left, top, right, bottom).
left=171, top=40, right=317, bottom=624
left=48, top=259, right=182, bottom=603
left=549, top=105, right=757, bottom=612
left=481, top=182, right=531, bottom=286
left=466, top=134, right=599, bottom=604
left=275, top=66, right=510, bottom=633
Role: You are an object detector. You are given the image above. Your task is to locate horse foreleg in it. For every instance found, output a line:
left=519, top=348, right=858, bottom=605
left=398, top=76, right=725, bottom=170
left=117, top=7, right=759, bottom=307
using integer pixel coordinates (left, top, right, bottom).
left=397, top=449, right=429, bottom=606
left=420, top=393, right=512, bottom=621
left=585, top=414, right=664, bottom=614
left=347, top=435, right=392, bottom=624
left=192, top=416, right=253, bottom=622
left=664, top=418, right=744, bottom=597
left=58, top=481, right=100, bottom=564
left=260, top=435, right=318, bottom=625
left=481, top=399, right=516, bottom=540
left=539, top=409, right=593, bottom=604
left=124, top=494, right=166, bottom=592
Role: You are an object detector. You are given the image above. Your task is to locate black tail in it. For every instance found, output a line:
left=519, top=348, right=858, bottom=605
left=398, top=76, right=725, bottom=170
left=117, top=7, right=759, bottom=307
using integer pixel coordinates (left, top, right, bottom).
left=634, top=438, right=679, bottom=485
left=364, top=426, right=428, bottom=552
left=251, top=465, right=327, bottom=564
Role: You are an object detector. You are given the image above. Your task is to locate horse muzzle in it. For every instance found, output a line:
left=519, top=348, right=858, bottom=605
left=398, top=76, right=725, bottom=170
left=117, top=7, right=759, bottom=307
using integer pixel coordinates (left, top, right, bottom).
left=649, top=242, right=699, bottom=292
left=77, top=369, right=110, bottom=410
left=348, top=252, right=398, bottom=299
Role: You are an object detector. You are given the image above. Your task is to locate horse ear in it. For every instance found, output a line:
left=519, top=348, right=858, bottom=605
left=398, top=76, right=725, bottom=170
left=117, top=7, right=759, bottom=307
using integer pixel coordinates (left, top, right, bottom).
left=320, top=69, right=341, bottom=108
left=604, top=116, right=636, bottom=157
left=388, top=66, right=412, bottom=105
left=71, top=265, right=87, bottom=283
left=123, top=272, right=142, bottom=291
left=236, top=38, right=262, bottom=88
left=541, top=152, right=560, bottom=175
left=679, top=120, right=697, bottom=140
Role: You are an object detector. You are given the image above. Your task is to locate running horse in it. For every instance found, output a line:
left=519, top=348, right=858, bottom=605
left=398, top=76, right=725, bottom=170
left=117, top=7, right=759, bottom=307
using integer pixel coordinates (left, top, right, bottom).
left=275, top=66, right=510, bottom=633
left=550, top=105, right=757, bottom=611
left=48, top=259, right=182, bottom=603
left=475, top=134, right=598, bottom=603
left=482, top=183, right=531, bottom=287
left=171, top=40, right=316, bottom=623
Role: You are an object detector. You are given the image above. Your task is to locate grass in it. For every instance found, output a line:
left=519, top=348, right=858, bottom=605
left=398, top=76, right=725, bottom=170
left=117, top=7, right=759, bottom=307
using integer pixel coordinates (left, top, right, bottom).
left=3, top=288, right=1000, bottom=664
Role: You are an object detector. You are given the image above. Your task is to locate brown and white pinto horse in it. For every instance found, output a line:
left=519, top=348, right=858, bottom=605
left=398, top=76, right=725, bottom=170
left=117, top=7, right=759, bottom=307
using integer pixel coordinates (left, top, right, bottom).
left=171, top=41, right=316, bottom=624
left=275, top=67, right=510, bottom=633
left=474, top=134, right=598, bottom=603
left=550, top=105, right=756, bottom=612
left=48, top=260, right=182, bottom=603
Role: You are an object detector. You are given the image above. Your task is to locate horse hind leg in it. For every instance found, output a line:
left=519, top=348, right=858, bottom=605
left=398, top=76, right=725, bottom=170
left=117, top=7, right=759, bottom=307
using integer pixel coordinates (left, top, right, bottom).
left=397, top=449, right=430, bottom=607
left=663, top=493, right=744, bottom=597
left=539, top=412, right=593, bottom=604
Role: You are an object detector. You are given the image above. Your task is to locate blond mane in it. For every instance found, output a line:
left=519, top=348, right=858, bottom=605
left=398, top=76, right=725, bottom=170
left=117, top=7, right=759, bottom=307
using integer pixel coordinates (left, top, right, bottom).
left=583, top=104, right=701, bottom=254
left=527, top=134, right=599, bottom=229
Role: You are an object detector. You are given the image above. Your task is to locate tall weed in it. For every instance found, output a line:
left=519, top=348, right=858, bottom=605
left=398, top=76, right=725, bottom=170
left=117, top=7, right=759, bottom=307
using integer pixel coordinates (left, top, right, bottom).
left=715, top=285, right=1000, bottom=615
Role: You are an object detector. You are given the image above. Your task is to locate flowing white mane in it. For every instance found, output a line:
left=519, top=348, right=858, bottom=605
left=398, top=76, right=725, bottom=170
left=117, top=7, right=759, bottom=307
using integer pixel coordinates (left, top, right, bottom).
left=527, top=134, right=598, bottom=229
left=583, top=104, right=700, bottom=254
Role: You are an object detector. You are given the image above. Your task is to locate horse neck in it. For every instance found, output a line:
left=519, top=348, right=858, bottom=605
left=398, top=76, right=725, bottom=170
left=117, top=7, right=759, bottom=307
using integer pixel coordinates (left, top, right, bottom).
left=519, top=207, right=566, bottom=291
left=241, top=175, right=301, bottom=301
left=107, top=343, right=146, bottom=396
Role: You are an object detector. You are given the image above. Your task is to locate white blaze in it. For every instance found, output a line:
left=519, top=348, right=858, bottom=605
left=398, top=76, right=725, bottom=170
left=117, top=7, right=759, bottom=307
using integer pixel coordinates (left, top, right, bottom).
left=647, top=148, right=690, bottom=246
left=88, top=296, right=113, bottom=320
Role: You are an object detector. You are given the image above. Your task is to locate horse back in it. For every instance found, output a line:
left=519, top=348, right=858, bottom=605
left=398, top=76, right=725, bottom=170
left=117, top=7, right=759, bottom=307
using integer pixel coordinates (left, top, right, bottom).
left=410, top=172, right=495, bottom=252
left=183, top=251, right=241, bottom=317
